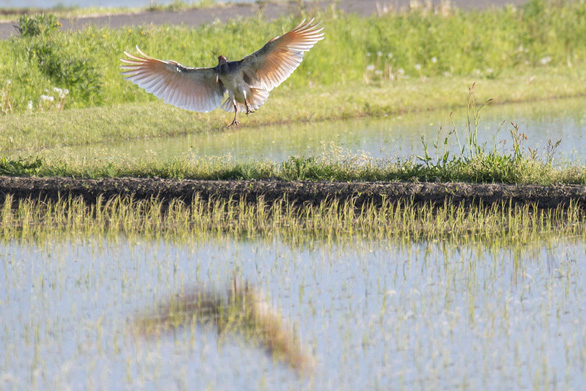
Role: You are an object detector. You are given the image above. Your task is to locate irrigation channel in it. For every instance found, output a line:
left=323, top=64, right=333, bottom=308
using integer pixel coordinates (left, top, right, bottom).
left=1, top=97, right=586, bottom=390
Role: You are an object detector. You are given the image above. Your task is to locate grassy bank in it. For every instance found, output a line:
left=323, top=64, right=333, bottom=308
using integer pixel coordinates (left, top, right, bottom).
left=1, top=1, right=585, bottom=185
left=0, top=0, right=585, bottom=112
left=3, top=142, right=586, bottom=185
left=2, top=67, right=585, bottom=152
left=3, top=84, right=586, bottom=185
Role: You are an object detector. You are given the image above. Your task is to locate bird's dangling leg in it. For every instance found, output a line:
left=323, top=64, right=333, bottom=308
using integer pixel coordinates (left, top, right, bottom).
left=228, top=102, right=240, bottom=127
left=245, top=100, right=252, bottom=115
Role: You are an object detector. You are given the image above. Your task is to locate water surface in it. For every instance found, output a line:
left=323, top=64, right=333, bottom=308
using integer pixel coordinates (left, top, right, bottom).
left=1, top=234, right=585, bottom=390
left=66, top=97, right=586, bottom=164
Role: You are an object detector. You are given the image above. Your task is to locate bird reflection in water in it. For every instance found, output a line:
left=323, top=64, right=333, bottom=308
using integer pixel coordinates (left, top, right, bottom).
left=133, top=278, right=314, bottom=375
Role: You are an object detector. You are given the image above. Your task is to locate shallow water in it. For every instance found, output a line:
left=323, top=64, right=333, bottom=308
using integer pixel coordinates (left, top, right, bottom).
left=1, top=234, right=585, bottom=390
left=66, top=96, right=586, bottom=164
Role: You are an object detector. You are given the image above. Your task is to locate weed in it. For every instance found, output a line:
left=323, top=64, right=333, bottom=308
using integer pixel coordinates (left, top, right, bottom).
left=15, top=14, right=60, bottom=37
left=1, top=0, right=586, bottom=111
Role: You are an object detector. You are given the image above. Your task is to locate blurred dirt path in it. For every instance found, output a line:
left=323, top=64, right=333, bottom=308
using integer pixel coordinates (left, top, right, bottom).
left=0, top=0, right=527, bottom=39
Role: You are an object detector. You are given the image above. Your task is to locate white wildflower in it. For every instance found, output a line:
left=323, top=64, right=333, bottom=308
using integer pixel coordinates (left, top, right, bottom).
left=387, top=53, right=393, bottom=58
left=377, top=51, right=382, bottom=57
left=375, top=70, right=383, bottom=76
left=63, top=89, right=69, bottom=95
left=485, top=67, right=494, bottom=74
left=397, top=68, right=405, bottom=75
left=40, top=95, right=54, bottom=102
left=5, top=80, right=11, bottom=85
left=27, top=100, right=33, bottom=110
left=366, top=52, right=372, bottom=57
left=414, top=64, right=421, bottom=71
left=53, top=87, right=67, bottom=99
left=540, top=56, right=552, bottom=65
left=431, top=57, right=437, bottom=63
left=366, top=64, right=376, bottom=72
left=54, top=87, right=67, bottom=99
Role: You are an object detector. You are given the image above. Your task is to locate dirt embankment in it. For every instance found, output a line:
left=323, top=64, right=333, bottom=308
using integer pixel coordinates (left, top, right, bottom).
left=0, top=176, right=584, bottom=209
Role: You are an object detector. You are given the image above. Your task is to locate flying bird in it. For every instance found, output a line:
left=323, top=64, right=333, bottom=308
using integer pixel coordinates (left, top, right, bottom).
left=120, top=19, right=324, bottom=127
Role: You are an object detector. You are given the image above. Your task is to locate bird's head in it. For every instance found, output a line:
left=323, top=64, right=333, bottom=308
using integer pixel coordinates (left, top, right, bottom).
left=218, top=55, right=228, bottom=65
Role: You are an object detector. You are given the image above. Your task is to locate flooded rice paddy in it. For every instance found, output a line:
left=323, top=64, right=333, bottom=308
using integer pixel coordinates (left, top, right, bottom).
left=1, top=232, right=586, bottom=390
left=2, top=97, right=586, bottom=390
left=65, top=97, right=586, bottom=164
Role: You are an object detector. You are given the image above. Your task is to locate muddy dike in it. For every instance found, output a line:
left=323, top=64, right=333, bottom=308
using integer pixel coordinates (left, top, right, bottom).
left=0, top=176, right=585, bottom=209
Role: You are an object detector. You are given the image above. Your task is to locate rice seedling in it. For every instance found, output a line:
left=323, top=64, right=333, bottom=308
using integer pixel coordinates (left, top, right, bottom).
left=1, top=194, right=584, bottom=244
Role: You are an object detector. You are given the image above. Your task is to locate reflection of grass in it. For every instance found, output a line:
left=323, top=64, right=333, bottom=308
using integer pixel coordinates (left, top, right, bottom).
left=1, top=194, right=584, bottom=242
left=134, top=278, right=314, bottom=375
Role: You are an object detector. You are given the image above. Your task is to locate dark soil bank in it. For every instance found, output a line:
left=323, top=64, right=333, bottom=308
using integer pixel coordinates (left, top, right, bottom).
left=0, top=176, right=585, bottom=209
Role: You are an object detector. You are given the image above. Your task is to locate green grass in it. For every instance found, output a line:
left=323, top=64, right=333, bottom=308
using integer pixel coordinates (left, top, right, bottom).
left=1, top=0, right=585, bottom=112
left=5, top=147, right=585, bottom=185
left=1, top=1, right=586, bottom=185
left=2, top=67, right=586, bottom=152
left=2, top=84, right=586, bottom=185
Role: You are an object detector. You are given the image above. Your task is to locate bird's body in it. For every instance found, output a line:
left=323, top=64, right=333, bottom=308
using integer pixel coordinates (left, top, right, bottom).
left=121, top=19, right=324, bottom=126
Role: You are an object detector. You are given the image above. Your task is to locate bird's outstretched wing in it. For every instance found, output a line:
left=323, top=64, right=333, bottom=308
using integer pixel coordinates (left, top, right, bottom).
left=239, top=19, right=324, bottom=92
left=120, top=47, right=225, bottom=113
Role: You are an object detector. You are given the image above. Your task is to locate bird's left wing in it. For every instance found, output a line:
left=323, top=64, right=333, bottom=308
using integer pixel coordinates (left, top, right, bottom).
left=239, top=19, right=324, bottom=92
left=121, top=47, right=225, bottom=113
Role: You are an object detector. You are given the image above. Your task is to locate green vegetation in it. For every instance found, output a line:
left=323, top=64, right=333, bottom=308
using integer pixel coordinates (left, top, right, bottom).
left=1, top=0, right=585, bottom=112
left=2, top=86, right=585, bottom=185
left=2, top=67, right=586, bottom=150
left=2, top=141, right=585, bottom=185
left=2, top=193, right=584, bottom=241
left=0, top=1, right=585, bottom=186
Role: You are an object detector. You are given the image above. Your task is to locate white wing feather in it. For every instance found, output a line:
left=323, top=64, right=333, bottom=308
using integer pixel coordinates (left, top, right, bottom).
left=239, top=19, right=324, bottom=92
left=120, top=47, right=225, bottom=113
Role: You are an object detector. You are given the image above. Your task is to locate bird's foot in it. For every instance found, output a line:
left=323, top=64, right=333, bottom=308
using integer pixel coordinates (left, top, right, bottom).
left=228, top=119, right=241, bottom=128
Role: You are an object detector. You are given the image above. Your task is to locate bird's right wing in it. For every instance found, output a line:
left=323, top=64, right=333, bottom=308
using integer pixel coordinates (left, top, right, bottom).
left=239, top=19, right=324, bottom=92
left=120, top=47, right=225, bottom=113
